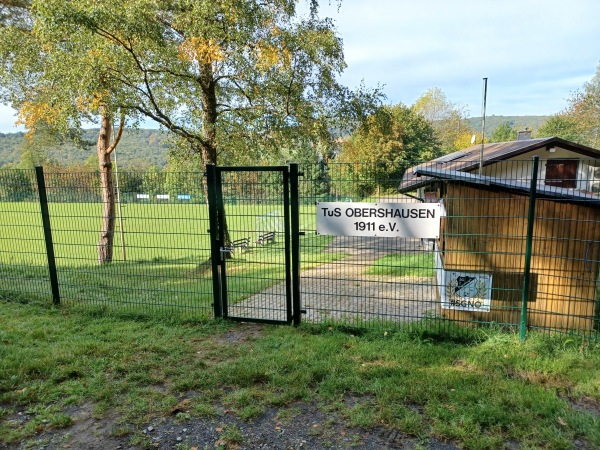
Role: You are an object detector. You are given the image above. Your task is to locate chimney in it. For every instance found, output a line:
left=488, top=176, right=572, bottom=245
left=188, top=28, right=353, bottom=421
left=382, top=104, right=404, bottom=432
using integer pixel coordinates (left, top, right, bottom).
left=517, top=128, right=532, bottom=141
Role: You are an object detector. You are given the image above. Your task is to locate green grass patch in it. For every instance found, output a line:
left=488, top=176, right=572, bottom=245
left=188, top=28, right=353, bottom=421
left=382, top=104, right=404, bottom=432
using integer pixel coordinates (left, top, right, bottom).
left=366, top=251, right=434, bottom=277
left=0, top=201, right=325, bottom=266
left=2, top=300, right=600, bottom=449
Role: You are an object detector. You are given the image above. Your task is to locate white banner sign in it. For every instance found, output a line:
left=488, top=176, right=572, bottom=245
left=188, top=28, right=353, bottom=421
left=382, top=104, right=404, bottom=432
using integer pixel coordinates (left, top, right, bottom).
left=316, top=202, right=441, bottom=239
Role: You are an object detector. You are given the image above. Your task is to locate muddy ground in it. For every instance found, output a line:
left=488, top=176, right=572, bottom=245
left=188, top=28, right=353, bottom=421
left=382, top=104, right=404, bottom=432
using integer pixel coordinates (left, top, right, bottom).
left=4, top=399, right=461, bottom=450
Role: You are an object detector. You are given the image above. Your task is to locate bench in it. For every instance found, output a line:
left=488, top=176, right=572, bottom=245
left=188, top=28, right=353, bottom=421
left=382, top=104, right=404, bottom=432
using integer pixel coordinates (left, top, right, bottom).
left=255, top=231, right=276, bottom=246
left=230, top=237, right=250, bottom=253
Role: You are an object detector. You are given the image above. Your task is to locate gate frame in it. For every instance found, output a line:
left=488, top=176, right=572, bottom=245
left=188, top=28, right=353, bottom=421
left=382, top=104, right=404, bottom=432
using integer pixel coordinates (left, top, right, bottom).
left=206, top=164, right=301, bottom=325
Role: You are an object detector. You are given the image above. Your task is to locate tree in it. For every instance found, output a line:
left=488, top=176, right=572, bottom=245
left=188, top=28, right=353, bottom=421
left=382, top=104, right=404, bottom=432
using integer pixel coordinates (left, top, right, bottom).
left=564, top=63, right=600, bottom=148
left=536, top=114, right=580, bottom=142
left=165, top=151, right=205, bottom=201
left=337, top=104, right=441, bottom=196
left=537, top=64, right=600, bottom=148
left=2, top=0, right=380, bottom=259
left=0, top=165, right=35, bottom=200
left=490, top=121, right=517, bottom=142
left=28, top=0, right=380, bottom=169
left=0, top=0, right=129, bottom=264
left=141, top=165, right=164, bottom=199
left=412, top=87, right=471, bottom=153
left=452, top=131, right=487, bottom=150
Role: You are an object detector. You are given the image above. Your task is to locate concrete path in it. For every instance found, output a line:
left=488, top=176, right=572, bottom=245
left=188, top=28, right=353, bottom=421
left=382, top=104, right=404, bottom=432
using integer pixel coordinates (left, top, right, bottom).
left=227, top=236, right=439, bottom=324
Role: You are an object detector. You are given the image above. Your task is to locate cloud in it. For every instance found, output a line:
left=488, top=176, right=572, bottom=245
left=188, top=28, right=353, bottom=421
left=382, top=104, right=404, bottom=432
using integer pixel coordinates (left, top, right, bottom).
left=1, top=0, right=598, bottom=132
left=319, top=0, right=600, bottom=116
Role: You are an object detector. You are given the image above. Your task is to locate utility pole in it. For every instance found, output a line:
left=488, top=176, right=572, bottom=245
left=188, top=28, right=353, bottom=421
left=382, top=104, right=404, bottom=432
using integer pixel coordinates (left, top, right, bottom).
left=479, top=77, right=488, bottom=176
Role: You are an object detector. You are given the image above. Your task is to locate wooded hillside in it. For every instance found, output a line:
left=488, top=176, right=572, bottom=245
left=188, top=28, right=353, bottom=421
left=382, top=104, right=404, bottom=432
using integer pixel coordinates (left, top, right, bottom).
left=0, top=128, right=171, bottom=168
left=467, top=115, right=549, bottom=135
left=0, top=116, right=551, bottom=168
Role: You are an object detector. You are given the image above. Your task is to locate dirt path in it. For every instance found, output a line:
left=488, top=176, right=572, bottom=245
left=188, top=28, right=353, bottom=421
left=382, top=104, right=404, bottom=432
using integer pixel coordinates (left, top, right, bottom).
left=228, top=237, right=438, bottom=324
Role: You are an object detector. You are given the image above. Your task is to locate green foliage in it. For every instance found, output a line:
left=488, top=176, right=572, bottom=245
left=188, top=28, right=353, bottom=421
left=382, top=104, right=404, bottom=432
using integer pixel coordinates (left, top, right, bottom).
left=467, top=115, right=550, bottom=136
left=286, top=140, right=333, bottom=202
left=490, top=120, right=517, bottom=142
left=0, top=167, right=36, bottom=201
left=0, top=129, right=170, bottom=169
left=336, top=104, right=441, bottom=197
left=413, top=87, right=472, bottom=152
left=6, top=0, right=381, bottom=166
left=562, top=63, right=600, bottom=148
left=536, top=114, right=581, bottom=141
left=532, top=64, right=600, bottom=148
left=140, top=165, right=164, bottom=198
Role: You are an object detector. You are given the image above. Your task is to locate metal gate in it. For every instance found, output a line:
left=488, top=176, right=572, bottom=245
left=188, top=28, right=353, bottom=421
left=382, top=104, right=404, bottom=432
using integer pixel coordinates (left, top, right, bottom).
left=206, top=164, right=301, bottom=325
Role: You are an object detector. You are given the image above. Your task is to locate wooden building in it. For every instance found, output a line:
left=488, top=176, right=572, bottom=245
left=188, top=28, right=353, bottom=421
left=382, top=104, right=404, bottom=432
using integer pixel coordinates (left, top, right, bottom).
left=399, top=137, right=600, bottom=332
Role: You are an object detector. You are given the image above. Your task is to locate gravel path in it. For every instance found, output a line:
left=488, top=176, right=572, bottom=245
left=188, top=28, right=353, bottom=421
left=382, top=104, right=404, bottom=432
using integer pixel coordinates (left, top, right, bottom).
left=229, top=236, right=439, bottom=324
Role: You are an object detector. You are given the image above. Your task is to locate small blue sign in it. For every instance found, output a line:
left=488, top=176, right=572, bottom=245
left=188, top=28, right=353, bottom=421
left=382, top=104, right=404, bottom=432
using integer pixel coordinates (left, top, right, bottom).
left=178, top=194, right=191, bottom=200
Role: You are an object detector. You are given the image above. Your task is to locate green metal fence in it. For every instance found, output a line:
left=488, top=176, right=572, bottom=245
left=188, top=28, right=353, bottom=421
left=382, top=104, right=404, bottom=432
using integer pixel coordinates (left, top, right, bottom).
left=0, top=168, right=213, bottom=318
left=296, top=159, right=600, bottom=339
left=0, top=161, right=598, bottom=339
left=0, top=169, right=52, bottom=303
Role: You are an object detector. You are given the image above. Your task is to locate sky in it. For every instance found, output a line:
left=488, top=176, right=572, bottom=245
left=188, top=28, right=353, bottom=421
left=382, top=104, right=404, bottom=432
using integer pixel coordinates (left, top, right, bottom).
left=1, top=0, right=599, bottom=133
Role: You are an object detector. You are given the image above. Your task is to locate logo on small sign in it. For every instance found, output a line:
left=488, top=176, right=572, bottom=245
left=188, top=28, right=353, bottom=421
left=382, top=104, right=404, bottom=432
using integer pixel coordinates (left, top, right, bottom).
left=440, top=271, right=492, bottom=312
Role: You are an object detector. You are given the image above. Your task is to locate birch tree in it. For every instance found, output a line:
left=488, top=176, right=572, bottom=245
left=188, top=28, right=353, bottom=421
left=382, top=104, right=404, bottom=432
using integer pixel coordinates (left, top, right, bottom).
left=1, top=0, right=380, bottom=258
left=29, top=0, right=380, bottom=168
left=0, top=2, right=129, bottom=263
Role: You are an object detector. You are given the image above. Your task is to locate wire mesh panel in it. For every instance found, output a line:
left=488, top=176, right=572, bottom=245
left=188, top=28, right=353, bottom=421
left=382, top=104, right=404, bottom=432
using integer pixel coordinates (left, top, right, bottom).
left=437, top=161, right=531, bottom=330
left=0, top=169, right=52, bottom=302
left=298, top=163, right=440, bottom=328
left=1, top=159, right=598, bottom=339
left=44, top=170, right=213, bottom=319
left=524, top=159, right=600, bottom=337
left=216, top=168, right=292, bottom=323
left=299, top=160, right=600, bottom=338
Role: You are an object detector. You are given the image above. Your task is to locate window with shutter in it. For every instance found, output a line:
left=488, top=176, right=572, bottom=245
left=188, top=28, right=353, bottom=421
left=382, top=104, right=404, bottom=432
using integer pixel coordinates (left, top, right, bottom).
left=545, top=159, right=578, bottom=188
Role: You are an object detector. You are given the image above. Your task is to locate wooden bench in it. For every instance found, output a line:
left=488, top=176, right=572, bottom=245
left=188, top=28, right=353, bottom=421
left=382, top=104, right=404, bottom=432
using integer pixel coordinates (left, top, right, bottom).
left=230, top=237, right=250, bottom=253
left=255, top=231, right=276, bottom=246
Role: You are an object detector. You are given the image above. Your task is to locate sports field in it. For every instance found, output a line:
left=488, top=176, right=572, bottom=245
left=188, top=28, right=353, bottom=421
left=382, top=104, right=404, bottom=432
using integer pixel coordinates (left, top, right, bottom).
left=0, top=200, right=334, bottom=317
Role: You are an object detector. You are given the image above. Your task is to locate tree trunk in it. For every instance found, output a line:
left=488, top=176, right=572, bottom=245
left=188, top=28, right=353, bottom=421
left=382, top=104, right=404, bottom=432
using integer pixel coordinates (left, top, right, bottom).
left=97, top=114, right=116, bottom=264
left=200, top=62, right=232, bottom=251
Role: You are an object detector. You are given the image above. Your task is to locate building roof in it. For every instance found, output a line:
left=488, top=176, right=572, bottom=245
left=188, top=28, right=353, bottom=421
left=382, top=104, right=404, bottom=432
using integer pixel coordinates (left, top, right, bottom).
left=415, top=167, right=600, bottom=206
left=398, top=137, right=600, bottom=193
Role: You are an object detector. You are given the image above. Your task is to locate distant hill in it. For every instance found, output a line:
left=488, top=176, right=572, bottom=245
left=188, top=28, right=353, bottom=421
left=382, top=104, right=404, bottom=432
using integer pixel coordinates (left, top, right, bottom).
left=0, top=128, right=171, bottom=168
left=0, top=116, right=553, bottom=167
left=467, top=115, right=550, bottom=135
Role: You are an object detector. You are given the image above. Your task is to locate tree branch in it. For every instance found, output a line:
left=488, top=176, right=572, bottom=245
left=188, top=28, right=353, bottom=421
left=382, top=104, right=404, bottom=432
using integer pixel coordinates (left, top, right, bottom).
left=106, top=112, right=125, bottom=155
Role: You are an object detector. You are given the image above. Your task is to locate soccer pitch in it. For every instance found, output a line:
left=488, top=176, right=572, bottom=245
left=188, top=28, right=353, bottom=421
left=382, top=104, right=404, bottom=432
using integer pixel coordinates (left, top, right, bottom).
left=0, top=201, right=328, bottom=318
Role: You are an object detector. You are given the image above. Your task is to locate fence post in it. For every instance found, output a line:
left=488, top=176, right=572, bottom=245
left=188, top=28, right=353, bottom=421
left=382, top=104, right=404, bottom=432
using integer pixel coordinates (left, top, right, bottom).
left=35, top=166, right=60, bottom=306
left=290, top=163, right=302, bottom=326
left=520, top=156, right=539, bottom=342
left=206, top=164, right=223, bottom=318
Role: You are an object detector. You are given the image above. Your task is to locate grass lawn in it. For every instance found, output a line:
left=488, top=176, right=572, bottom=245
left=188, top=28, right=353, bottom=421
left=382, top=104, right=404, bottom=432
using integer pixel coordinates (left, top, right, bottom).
left=0, top=201, right=324, bottom=266
left=0, top=201, right=340, bottom=318
left=366, top=252, right=435, bottom=277
left=1, top=298, right=599, bottom=449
